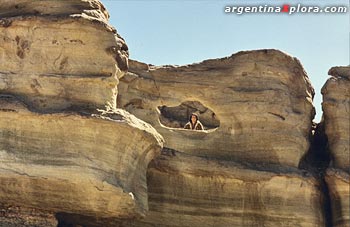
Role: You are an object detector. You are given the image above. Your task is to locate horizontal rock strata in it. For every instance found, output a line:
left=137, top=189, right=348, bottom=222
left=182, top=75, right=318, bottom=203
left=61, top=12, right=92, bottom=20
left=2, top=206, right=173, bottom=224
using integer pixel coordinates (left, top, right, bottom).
left=2, top=1, right=346, bottom=226
left=322, top=66, right=350, bottom=172
left=0, top=0, right=128, bottom=111
left=112, top=152, right=325, bottom=227
left=325, top=169, right=350, bottom=227
left=118, top=50, right=315, bottom=168
left=0, top=95, right=163, bottom=218
left=321, top=66, right=349, bottom=227
left=0, top=0, right=166, bottom=223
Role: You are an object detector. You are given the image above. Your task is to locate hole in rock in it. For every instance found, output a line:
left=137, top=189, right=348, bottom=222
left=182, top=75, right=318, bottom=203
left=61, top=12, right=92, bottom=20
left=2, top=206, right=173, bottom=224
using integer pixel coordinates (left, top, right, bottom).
left=158, top=101, right=220, bottom=130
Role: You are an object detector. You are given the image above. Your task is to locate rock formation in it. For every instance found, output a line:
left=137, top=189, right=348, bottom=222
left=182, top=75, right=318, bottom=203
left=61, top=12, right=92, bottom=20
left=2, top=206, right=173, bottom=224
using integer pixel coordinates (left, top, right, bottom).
left=0, top=1, right=349, bottom=227
left=322, top=66, right=350, bottom=172
left=118, top=50, right=315, bottom=168
left=322, top=66, right=350, bottom=227
left=0, top=0, right=128, bottom=112
left=113, top=52, right=330, bottom=227
left=117, top=152, right=324, bottom=227
left=325, top=169, right=349, bottom=227
left=0, top=206, right=58, bottom=227
left=0, top=96, right=163, bottom=219
left=0, top=0, right=163, bottom=226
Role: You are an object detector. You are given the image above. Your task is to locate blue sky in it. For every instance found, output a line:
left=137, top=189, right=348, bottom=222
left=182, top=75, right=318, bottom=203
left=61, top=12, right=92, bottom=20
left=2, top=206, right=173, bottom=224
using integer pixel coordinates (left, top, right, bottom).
left=102, top=0, right=349, bottom=122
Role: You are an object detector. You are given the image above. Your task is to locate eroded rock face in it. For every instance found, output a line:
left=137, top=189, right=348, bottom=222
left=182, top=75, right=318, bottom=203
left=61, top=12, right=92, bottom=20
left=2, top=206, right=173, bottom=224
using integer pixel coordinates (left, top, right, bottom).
left=322, top=66, right=350, bottom=173
left=158, top=101, right=220, bottom=129
left=321, top=66, right=350, bottom=227
left=1, top=1, right=346, bottom=225
left=0, top=95, right=163, bottom=218
left=0, top=0, right=164, bottom=224
left=113, top=152, right=324, bottom=227
left=0, top=206, right=57, bottom=227
left=118, top=50, right=315, bottom=168
left=325, top=169, right=350, bottom=227
left=0, top=0, right=128, bottom=111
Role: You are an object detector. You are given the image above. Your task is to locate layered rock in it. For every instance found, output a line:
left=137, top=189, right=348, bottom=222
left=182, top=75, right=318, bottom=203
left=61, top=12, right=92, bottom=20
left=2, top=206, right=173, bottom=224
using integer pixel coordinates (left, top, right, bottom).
left=325, top=169, right=350, bottom=227
left=0, top=0, right=128, bottom=111
left=0, top=0, right=164, bottom=224
left=322, top=66, right=350, bottom=227
left=0, top=94, right=163, bottom=219
left=111, top=152, right=324, bottom=227
left=118, top=50, right=315, bottom=168
left=322, top=66, right=350, bottom=172
left=2, top=1, right=346, bottom=225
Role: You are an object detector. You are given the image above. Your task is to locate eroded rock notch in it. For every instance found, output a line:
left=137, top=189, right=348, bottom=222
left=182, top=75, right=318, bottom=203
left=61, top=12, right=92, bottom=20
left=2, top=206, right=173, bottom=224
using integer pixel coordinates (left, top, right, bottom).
left=158, top=101, right=220, bottom=130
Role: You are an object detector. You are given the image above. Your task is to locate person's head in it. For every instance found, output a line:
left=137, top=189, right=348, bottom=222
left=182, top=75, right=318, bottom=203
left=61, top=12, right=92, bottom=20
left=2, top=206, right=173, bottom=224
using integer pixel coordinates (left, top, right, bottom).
left=190, top=113, right=198, bottom=124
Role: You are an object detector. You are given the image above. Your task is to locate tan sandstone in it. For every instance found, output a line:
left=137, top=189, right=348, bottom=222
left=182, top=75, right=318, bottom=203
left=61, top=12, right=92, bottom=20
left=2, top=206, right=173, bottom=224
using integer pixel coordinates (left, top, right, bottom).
left=0, top=0, right=165, bottom=223
left=0, top=95, right=163, bottom=218
left=0, top=0, right=128, bottom=111
left=325, top=169, right=350, bottom=227
left=1, top=0, right=346, bottom=226
left=322, top=66, right=350, bottom=172
left=110, top=152, right=324, bottom=227
left=118, top=50, right=315, bottom=168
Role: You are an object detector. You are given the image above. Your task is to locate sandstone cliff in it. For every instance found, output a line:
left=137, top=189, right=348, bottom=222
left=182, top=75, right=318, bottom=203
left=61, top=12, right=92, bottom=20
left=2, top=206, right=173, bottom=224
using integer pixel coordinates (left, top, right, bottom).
left=119, top=50, right=315, bottom=168
left=0, top=96, right=163, bottom=218
left=322, top=66, right=350, bottom=173
left=112, top=52, right=330, bottom=227
left=0, top=1, right=163, bottom=226
left=0, top=0, right=128, bottom=112
left=0, top=1, right=349, bottom=227
left=118, top=152, right=324, bottom=227
left=322, top=66, right=350, bottom=227
left=325, top=169, right=349, bottom=227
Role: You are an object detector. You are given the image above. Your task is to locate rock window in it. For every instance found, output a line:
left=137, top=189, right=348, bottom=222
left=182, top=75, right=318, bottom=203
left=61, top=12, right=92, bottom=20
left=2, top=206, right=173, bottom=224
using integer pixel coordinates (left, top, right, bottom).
left=158, top=101, right=220, bottom=131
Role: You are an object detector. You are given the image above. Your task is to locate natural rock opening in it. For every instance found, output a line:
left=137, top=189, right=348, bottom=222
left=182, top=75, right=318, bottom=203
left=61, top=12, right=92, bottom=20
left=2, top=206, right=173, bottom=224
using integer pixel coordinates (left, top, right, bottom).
left=158, top=101, right=220, bottom=130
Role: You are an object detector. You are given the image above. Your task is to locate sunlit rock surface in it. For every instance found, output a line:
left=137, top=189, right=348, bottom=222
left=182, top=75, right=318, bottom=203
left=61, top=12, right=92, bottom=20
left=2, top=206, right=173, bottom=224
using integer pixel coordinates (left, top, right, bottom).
left=322, top=66, right=350, bottom=173
left=321, top=66, right=350, bottom=227
left=1, top=0, right=348, bottom=226
left=118, top=50, right=315, bottom=168
left=0, top=0, right=164, bottom=224
left=0, top=0, right=128, bottom=111
left=111, top=152, right=324, bottom=227
left=325, top=169, right=350, bottom=227
left=0, top=95, right=163, bottom=219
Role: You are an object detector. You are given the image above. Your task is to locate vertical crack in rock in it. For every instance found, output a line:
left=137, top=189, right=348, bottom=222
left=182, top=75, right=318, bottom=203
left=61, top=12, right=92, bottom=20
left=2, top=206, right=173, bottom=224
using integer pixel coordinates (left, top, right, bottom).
left=320, top=177, right=333, bottom=227
left=299, top=122, right=333, bottom=227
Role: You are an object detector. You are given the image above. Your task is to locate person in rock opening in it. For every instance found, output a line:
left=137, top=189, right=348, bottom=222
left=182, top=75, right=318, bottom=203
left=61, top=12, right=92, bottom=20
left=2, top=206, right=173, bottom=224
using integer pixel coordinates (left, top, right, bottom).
left=184, top=113, right=204, bottom=130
